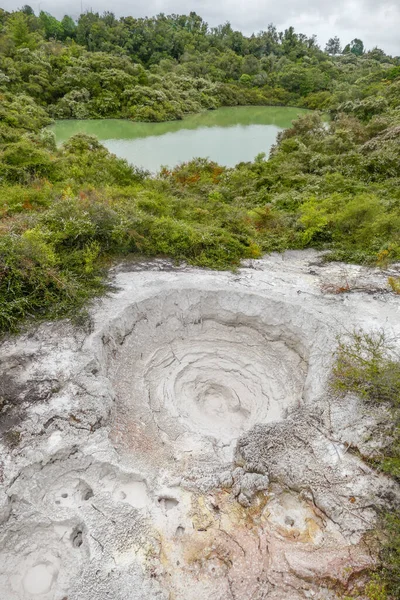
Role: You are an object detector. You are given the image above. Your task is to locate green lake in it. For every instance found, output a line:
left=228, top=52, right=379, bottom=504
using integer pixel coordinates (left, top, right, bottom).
left=50, top=106, right=309, bottom=172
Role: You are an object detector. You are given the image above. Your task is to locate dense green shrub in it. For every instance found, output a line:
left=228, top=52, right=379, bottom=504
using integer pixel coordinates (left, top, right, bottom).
left=0, top=139, right=56, bottom=183
left=331, top=330, right=400, bottom=406
left=0, top=231, right=104, bottom=332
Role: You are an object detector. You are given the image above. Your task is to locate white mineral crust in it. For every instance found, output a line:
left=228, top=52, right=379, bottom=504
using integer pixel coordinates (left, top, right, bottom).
left=0, top=250, right=399, bottom=599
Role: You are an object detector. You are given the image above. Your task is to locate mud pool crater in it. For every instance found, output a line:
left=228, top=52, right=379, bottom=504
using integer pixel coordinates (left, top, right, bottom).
left=105, top=289, right=322, bottom=453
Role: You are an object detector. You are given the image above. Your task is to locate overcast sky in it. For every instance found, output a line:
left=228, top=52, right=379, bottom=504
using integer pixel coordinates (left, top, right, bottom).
left=3, top=0, right=400, bottom=56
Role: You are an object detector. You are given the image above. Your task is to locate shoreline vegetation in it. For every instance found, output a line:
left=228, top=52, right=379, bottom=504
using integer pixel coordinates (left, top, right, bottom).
left=0, top=7, right=400, bottom=598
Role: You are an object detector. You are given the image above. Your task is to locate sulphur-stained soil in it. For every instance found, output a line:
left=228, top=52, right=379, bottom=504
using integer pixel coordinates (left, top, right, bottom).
left=0, top=250, right=399, bottom=600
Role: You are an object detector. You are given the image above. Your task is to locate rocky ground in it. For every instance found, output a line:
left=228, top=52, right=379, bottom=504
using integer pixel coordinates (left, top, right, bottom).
left=0, top=250, right=399, bottom=600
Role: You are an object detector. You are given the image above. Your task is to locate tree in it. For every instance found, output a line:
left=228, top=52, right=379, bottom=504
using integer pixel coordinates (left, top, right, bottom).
left=8, top=13, right=37, bottom=49
left=242, top=55, right=260, bottom=76
left=325, top=36, right=341, bottom=55
left=76, top=11, right=99, bottom=46
left=39, top=11, right=63, bottom=40
left=21, top=5, right=35, bottom=16
left=61, top=15, right=77, bottom=40
left=101, top=11, right=116, bottom=27
left=343, top=38, right=364, bottom=56
left=367, top=47, right=387, bottom=62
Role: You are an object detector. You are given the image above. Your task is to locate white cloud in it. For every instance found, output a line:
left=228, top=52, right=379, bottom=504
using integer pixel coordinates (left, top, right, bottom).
left=5, top=0, right=400, bottom=55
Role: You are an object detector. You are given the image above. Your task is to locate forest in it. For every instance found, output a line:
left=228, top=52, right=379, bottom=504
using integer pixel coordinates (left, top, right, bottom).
left=0, top=6, right=400, bottom=597
left=1, top=8, right=399, bottom=120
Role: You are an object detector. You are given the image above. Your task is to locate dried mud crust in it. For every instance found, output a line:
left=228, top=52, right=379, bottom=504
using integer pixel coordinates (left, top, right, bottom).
left=107, top=289, right=317, bottom=455
left=0, top=250, right=399, bottom=600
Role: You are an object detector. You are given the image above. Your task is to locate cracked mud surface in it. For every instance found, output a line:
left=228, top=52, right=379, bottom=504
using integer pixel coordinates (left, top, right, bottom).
left=0, top=250, right=400, bottom=600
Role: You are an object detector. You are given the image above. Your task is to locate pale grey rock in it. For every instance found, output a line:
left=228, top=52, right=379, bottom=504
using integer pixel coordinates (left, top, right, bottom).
left=0, top=250, right=399, bottom=600
left=231, top=467, right=270, bottom=506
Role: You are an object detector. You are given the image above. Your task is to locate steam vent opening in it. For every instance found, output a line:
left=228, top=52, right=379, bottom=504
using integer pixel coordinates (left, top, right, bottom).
left=106, top=289, right=324, bottom=451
